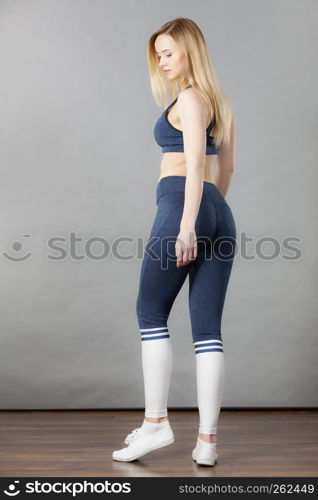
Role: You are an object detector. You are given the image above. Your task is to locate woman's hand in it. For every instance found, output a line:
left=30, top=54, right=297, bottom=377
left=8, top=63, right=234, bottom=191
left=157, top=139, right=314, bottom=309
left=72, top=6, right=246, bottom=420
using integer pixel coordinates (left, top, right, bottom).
left=175, top=226, right=198, bottom=267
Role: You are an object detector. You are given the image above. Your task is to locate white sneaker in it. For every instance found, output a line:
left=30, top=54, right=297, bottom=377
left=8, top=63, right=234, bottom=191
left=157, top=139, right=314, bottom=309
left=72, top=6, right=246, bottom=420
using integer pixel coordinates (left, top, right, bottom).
left=192, top=437, right=218, bottom=466
left=112, top=420, right=175, bottom=462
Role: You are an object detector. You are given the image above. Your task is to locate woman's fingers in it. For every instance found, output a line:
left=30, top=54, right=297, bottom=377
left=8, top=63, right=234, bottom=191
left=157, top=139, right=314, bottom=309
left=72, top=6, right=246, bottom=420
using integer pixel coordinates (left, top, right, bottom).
left=175, top=233, right=198, bottom=267
left=193, top=243, right=198, bottom=259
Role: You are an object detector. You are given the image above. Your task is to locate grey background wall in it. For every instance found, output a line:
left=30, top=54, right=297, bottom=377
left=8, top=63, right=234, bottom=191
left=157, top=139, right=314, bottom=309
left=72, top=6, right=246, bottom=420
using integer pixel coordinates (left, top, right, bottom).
left=0, top=0, right=317, bottom=409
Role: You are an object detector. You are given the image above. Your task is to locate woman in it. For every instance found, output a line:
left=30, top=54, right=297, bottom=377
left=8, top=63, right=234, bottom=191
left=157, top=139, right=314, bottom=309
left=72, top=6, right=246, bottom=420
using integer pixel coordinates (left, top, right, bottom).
left=113, top=17, right=236, bottom=466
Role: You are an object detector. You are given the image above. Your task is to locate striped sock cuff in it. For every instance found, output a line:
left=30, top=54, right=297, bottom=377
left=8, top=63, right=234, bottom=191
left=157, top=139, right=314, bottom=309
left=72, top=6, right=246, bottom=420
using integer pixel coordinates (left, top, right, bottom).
left=140, top=326, right=170, bottom=341
left=193, top=339, right=224, bottom=354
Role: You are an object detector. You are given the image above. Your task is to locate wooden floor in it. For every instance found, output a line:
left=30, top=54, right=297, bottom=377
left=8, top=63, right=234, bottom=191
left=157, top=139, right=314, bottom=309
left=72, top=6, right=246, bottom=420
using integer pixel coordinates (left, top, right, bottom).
left=0, top=410, right=317, bottom=477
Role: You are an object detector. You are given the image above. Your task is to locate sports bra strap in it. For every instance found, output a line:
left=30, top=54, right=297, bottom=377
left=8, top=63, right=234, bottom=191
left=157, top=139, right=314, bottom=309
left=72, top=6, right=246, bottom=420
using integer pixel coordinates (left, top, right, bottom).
left=207, top=116, right=215, bottom=132
left=167, top=85, right=214, bottom=130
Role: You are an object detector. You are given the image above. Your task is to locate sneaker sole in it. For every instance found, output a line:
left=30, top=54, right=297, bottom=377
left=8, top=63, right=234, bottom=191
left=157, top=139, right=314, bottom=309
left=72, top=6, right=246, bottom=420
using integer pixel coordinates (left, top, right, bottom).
left=192, top=450, right=218, bottom=466
left=112, top=435, right=175, bottom=462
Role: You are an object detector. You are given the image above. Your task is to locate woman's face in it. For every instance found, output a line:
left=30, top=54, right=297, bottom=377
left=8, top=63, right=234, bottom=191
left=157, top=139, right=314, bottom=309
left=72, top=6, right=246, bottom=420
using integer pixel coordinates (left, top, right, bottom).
left=154, top=33, right=186, bottom=82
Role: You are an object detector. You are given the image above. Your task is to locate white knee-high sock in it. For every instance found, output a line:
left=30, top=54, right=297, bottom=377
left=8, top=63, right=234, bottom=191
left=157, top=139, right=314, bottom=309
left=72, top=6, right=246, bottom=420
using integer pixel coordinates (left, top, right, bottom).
left=140, top=327, right=172, bottom=418
left=194, top=339, right=225, bottom=434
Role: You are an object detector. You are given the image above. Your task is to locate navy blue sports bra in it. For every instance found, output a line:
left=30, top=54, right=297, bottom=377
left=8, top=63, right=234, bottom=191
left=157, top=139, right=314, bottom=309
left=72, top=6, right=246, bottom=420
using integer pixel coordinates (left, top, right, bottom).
left=153, top=85, right=220, bottom=155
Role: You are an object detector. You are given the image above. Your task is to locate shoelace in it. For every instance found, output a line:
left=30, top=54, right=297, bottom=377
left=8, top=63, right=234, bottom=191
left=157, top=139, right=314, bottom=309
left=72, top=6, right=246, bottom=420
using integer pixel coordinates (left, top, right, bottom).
left=124, top=427, right=142, bottom=446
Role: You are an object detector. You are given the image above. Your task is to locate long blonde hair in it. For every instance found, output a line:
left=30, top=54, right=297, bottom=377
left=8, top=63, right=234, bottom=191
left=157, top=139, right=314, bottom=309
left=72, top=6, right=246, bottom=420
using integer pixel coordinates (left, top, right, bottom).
left=147, top=17, right=233, bottom=148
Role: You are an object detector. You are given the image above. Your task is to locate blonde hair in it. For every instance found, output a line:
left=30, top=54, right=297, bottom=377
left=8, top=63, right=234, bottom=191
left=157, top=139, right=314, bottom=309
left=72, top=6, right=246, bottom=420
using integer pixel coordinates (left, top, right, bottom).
left=147, top=17, right=234, bottom=148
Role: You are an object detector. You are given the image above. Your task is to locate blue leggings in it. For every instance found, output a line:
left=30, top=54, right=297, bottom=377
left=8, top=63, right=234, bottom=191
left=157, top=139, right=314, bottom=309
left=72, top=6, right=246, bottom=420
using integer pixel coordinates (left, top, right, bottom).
left=136, top=175, right=236, bottom=353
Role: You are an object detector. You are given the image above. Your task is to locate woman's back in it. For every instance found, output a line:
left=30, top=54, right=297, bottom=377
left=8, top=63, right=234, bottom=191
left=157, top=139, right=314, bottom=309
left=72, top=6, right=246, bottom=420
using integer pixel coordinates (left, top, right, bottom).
left=156, top=87, right=221, bottom=184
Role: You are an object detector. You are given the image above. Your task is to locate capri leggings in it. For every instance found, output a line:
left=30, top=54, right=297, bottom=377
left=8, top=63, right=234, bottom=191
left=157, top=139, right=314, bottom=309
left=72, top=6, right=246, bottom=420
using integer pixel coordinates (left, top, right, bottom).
left=136, top=175, right=236, bottom=354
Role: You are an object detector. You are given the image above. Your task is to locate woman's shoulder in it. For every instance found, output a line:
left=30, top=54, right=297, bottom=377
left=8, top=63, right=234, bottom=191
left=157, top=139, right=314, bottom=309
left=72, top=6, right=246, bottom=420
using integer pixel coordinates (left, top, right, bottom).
left=177, top=86, right=211, bottom=122
left=178, top=86, right=208, bottom=109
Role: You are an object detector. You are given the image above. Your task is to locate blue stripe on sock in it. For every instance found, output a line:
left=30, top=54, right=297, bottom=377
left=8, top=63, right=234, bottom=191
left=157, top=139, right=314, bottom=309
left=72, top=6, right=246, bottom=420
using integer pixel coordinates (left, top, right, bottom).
left=141, top=334, right=170, bottom=341
left=195, top=348, right=224, bottom=353
left=140, top=327, right=168, bottom=332
left=141, top=329, right=168, bottom=334
left=193, top=339, right=223, bottom=344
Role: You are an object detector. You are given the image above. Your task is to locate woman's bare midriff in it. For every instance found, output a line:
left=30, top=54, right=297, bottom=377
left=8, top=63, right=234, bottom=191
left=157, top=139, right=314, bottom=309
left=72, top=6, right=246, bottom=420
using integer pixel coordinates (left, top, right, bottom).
left=158, top=152, right=218, bottom=184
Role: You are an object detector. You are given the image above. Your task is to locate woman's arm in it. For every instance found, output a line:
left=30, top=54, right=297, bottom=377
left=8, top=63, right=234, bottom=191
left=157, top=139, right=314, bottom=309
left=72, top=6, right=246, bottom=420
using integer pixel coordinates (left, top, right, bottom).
left=175, top=89, right=208, bottom=267
left=178, top=89, right=207, bottom=229
left=214, top=115, right=236, bottom=198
